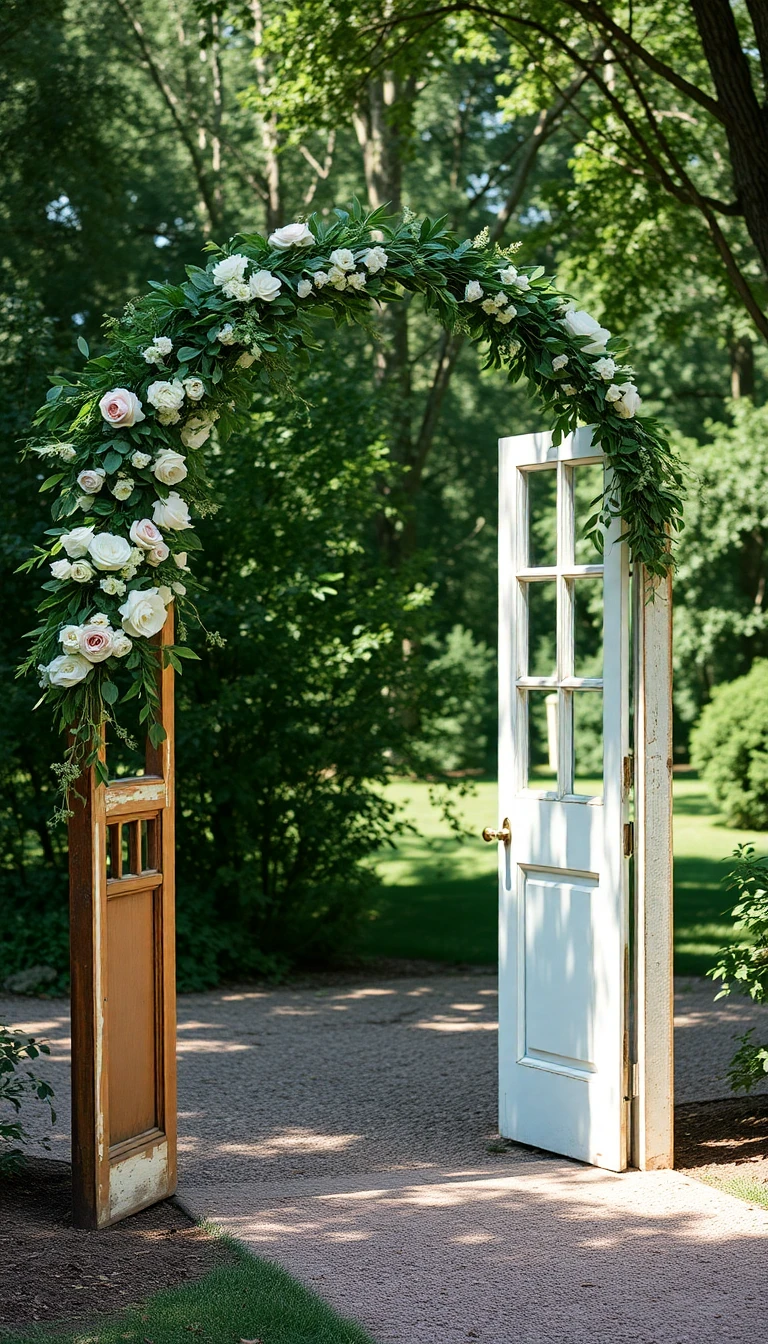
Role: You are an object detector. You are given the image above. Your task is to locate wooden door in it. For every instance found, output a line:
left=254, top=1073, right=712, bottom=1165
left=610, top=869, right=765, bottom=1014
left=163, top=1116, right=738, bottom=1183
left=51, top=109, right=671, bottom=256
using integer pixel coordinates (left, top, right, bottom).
left=494, top=427, right=630, bottom=1170
left=69, top=614, right=176, bottom=1227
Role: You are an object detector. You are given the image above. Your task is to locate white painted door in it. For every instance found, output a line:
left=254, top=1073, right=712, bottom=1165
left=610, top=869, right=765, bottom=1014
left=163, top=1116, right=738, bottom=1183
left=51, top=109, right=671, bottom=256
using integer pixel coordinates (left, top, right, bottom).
left=494, top=427, right=630, bottom=1171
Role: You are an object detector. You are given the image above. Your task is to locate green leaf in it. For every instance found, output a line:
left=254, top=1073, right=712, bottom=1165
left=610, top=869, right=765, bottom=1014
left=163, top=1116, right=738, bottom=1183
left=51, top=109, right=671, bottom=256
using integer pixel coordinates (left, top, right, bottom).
left=39, top=473, right=65, bottom=492
left=176, top=345, right=200, bottom=362
left=77, top=335, right=90, bottom=359
left=101, top=680, right=118, bottom=705
left=103, top=451, right=122, bottom=475
left=148, top=721, right=167, bottom=748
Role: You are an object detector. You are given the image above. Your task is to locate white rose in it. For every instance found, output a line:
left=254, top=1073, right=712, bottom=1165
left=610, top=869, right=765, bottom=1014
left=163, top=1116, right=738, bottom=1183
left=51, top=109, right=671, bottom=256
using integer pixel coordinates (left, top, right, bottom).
left=61, top=526, right=95, bottom=558
left=183, top=377, right=205, bottom=401
left=131, top=451, right=151, bottom=469
left=605, top=384, right=623, bottom=403
left=268, top=222, right=314, bottom=249
left=100, top=576, right=126, bottom=596
left=552, top=354, right=569, bottom=372
left=111, top=477, right=135, bottom=500
left=70, top=560, right=94, bottom=583
left=50, top=559, right=73, bottom=580
left=58, top=445, right=76, bottom=462
left=297, top=279, right=313, bottom=299
left=59, top=624, right=81, bottom=650
left=45, top=653, right=91, bottom=688
left=496, top=305, right=517, bottom=325
left=78, top=624, right=115, bottom=663
left=464, top=280, right=483, bottom=303
left=98, top=388, right=145, bottom=428
left=593, top=356, right=616, bottom=381
left=147, top=542, right=170, bottom=567
left=147, top=379, right=185, bottom=413
left=498, top=265, right=518, bottom=284
left=329, top=248, right=355, bottom=272
left=362, top=246, right=388, bottom=274
left=561, top=308, right=611, bottom=354
left=154, top=337, right=173, bottom=356
left=248, top=270, right=282, bottom=302
left=158, top=409, right=181, bottom=426
left=212, top=253, right=248, bottom=287
left=153, top=449, right=188, bottom=486
left=327, top=266, right=347, bottom=290
left=174, top=552, right=188, bottom=570
left=347, top=272, right=366, bottom=291
left=88, top=533, right=133, bottom=571
left=89, top=612, right=111, bottom=628
left=157, top=585, right=174, bottom=605
left=76, top=468, right=106, bottom=494
left=130, top=518, right=164, bottom=550
left=481, top=298, right=497, bottom=314
left=562, top=384, right=577, bottom=396
left=512, top=273, right=531, bottom=291
left=153, top=491, right=192, bottom=531
left=614, top=382, right=642, bottom=419
left=236, top=351, right=255, bottom=369
left=111, top=631, right=133, bottom=658
left=143, top=345, right=164, bottom=365
left=223, top=279, right=252, bottom=302
left=181, top=415, right=214, bottom=449
left=217, top=323, right=237, bottom=345
left=119, top=587, right=168, bottom=639
left=314, top=271, right=329, bottom=289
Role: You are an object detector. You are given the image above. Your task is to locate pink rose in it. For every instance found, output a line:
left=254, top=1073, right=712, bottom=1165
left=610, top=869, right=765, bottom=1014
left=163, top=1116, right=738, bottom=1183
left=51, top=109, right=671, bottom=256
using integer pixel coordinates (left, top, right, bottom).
left=98, top=387, right=145, bottom=428
left=77, top=625, right=114, bottom=663
left=146, top=542, right=170, bottom=567
left=129, top=518, right=163, bottom=551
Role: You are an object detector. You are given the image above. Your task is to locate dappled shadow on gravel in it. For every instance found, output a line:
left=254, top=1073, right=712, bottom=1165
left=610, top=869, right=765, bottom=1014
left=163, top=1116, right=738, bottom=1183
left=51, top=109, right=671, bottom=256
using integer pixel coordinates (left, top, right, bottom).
left=676, top=1095, right=768, bottom=1192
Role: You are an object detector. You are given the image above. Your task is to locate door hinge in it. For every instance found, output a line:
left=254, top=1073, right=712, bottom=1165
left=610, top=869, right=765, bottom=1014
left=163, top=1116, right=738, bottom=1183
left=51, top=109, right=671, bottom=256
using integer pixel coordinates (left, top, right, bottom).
left=623, top=753, right=634, bottom=792
left=623, top=821, right=634, bottom=857
left=624, top=1061, right=639, bottom=1102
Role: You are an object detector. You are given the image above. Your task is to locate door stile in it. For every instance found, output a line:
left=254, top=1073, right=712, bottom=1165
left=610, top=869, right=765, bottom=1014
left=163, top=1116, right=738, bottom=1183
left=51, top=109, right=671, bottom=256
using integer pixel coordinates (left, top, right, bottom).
left=632, top=568, right=674, bottom=1169
left=69, top=611, right=177, bottom=1228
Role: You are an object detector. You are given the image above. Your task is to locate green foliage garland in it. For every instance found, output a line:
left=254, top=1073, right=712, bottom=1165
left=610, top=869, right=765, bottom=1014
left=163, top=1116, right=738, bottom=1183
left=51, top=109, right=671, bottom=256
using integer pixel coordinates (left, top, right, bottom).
left=20, top=202, right=682, bottom=803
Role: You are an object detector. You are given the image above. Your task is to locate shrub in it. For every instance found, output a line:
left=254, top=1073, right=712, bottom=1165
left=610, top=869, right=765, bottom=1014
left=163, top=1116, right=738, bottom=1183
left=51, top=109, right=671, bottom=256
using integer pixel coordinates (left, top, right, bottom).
left=0, top=1023, right=56, bottom=1168
left=709, top=845, right=768, bottom=1093
left=690, top=660, right=768, bottom=828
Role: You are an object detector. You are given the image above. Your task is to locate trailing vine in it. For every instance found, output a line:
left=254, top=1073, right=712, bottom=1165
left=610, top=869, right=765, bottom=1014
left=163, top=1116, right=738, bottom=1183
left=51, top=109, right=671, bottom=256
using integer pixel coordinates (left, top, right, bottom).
left=20, top=201, right=683, bottom=810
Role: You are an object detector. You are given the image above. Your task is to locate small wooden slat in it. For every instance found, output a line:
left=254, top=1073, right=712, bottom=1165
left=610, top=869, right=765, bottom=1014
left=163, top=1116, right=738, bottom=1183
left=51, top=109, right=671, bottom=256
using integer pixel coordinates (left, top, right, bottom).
left=105, top=777, right=167, bottom=818
left=127, top=820, right=141, bottom=875
left=109, top=823, right=122, bottom=880
left=107, top=871, right=163, bottom=899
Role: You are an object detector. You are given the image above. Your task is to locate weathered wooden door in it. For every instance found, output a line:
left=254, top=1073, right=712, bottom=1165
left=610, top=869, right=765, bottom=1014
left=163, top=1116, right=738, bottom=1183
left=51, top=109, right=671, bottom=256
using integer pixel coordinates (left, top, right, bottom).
left=492, top=427, right=631, bottom=1170
left=69, top=614, right=177, bottom=1227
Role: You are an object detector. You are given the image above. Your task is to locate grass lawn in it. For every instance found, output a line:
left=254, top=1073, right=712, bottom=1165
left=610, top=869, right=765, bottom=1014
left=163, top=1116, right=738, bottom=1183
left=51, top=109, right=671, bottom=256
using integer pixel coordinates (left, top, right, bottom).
left=362, top=775, right=768, bottom=976
left=2, top=1234, right=374, bottom=1344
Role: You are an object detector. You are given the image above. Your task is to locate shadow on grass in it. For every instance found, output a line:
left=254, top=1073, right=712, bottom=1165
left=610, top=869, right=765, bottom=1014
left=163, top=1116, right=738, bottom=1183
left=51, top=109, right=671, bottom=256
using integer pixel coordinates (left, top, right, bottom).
left=362, top=874, right=497, bottom=965
left=2, top=1234, right=375, bottom=1344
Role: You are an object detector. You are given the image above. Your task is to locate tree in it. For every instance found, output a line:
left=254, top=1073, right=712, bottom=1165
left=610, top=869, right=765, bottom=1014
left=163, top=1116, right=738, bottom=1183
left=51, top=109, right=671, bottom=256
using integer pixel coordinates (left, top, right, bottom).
left=262, top=0, right=768, bottom=340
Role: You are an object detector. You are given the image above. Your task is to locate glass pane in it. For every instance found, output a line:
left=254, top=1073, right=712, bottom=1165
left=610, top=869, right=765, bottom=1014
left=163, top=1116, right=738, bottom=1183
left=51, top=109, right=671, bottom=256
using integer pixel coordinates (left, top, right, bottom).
left=526, top=467, right=557, bottom=567
left=573, top=577, right=603, bottom=678
left=573, top=462, right=604, bottom=563
left=526, top=688, right=558, bottom=791
left=526, top=580, right=557, bottom=678
left=573, top=691, right=603, bottom=797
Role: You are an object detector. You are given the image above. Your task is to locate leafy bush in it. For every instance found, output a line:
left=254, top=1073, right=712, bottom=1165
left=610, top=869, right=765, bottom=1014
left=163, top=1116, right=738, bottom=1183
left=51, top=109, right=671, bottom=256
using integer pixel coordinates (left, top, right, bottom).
left=709, top=845, right=768, bottom=1093
left=0, top=1023, right=56, bottom=1168
left=690, top=660, right=768, bottom=828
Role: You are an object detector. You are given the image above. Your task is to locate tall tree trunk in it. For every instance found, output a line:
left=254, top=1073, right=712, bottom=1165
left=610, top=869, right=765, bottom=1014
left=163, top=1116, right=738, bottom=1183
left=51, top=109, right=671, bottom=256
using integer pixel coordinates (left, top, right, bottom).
left=249, top=0, right=282, bottom=233
left=730, top=336, right=755, bottom=399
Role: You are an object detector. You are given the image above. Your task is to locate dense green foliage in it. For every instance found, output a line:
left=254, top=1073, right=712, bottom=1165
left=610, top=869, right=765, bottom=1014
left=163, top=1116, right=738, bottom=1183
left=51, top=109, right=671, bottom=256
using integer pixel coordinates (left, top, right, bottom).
left=709, top=846, right=768, bottom=1093
left=691, top=661, right=768, bottom=829
left=0, top=0, right=767, bottom=988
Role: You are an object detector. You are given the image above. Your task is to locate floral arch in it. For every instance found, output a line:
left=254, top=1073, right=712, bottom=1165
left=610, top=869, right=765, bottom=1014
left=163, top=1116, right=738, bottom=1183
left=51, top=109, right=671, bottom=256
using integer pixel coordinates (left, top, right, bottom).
left=22, top=201, right=682, bottom=796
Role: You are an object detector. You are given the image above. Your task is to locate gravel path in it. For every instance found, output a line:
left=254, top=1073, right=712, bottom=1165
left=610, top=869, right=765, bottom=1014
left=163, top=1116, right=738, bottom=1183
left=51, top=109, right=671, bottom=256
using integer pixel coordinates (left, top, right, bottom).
left=4, top=974, right=768, bottom=1343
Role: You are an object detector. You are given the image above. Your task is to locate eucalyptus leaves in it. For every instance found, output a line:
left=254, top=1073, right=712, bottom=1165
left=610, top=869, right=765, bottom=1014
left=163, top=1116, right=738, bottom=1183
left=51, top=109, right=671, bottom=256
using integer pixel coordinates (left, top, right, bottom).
left=21, top=201, right=682, bottom=803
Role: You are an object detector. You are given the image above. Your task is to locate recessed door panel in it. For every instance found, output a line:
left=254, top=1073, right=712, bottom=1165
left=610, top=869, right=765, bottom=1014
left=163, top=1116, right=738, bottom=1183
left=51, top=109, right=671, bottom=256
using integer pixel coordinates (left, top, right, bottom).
left=523, top=870, right=597, bottom=1074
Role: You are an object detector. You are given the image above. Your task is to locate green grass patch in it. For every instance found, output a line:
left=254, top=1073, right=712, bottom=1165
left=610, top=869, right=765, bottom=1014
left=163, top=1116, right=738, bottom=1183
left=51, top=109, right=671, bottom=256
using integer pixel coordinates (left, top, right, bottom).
left=1, top=1233, right=376, bottom=1344
left=696, top=1170, right=768, bottom=1211
left=363, top=775, right=768, bottom=976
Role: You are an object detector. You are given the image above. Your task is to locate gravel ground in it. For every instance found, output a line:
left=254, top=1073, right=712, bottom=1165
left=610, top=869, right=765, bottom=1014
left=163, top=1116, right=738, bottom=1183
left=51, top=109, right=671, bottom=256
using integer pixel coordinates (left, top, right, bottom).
left=4, top=973, right=768, bottom=1344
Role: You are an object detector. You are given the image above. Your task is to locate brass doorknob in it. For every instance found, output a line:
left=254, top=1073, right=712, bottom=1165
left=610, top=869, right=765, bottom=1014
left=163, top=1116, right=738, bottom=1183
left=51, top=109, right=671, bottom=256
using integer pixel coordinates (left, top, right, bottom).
left=482, top=817, right=511, bottom=844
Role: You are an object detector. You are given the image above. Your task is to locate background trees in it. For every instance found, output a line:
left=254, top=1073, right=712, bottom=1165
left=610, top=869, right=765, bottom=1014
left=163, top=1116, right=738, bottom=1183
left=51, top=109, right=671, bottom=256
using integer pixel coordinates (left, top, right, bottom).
left=1, top=0, right=766, bottom=985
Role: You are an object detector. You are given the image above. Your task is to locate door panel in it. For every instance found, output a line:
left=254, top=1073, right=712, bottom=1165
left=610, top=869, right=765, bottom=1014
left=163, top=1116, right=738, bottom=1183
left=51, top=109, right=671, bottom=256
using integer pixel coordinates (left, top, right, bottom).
left=497, top=428, right=629, bottom=1171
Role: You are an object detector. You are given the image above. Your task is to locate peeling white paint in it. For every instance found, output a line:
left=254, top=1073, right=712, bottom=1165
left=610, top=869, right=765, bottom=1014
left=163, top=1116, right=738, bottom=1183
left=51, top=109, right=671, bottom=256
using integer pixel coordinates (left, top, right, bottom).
left=109, top=1140, right=170, bottom=1222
